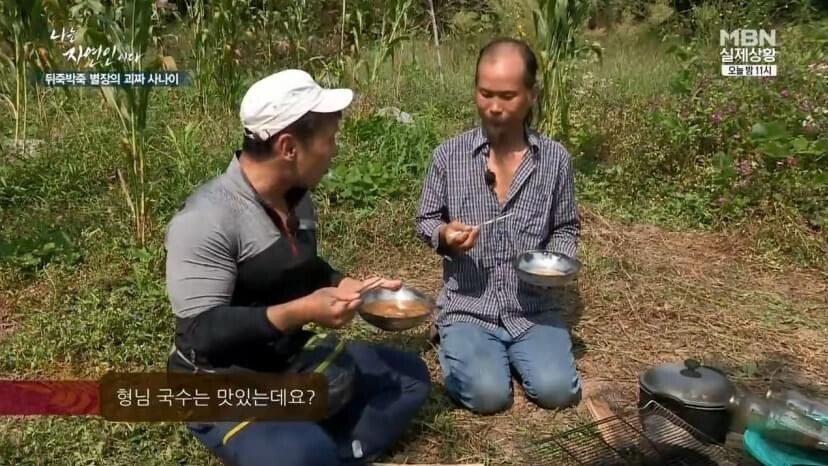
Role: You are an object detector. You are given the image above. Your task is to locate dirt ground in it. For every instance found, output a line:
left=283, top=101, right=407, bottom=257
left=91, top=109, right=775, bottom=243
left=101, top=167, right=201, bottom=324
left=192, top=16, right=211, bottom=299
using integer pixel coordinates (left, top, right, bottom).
left=0, top=293, right=16, bottom=340
left=353, top=208, right=828, bottom=465
left=1, top=206, right=824, bottom=465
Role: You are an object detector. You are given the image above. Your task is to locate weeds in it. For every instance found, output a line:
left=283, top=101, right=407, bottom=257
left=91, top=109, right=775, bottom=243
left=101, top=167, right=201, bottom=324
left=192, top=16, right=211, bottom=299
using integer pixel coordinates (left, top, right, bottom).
left=189, top=0, right=250, bottom=110
left=0, top=0, right=59, bottom=150
left=73, top=0, right=169, bottom=246
left=338, top=0, right=415, bottom=90
left=528, top=0, right=601, bottom=143
left=280, top=0, right=315, bottom=67
left=0, top=3, right=827, bottom=464
left=319, top=112, right=440, bottom=209
left=0, top=228, right=82, bottom=277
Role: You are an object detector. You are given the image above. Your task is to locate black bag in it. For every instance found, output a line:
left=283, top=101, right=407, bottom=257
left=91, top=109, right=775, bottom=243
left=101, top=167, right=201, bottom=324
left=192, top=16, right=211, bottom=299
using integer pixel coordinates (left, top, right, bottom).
left=284, top=331, right=357, bottom=419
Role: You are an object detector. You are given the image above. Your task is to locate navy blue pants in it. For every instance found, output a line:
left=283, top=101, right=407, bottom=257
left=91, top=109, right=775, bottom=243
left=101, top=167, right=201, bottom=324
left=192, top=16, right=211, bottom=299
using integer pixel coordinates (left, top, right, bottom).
left=189, top=342, right=431, bottom=466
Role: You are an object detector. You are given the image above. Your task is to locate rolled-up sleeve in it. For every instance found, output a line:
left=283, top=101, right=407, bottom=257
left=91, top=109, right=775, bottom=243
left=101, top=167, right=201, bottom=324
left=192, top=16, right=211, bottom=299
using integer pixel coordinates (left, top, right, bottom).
left=547, top=147, right=580, bottom=258
left=416, top=147, right=449, bottom=251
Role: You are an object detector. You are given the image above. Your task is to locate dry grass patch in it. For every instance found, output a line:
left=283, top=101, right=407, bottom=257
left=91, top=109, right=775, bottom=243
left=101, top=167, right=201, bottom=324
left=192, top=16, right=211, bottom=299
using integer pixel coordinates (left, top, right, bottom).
left=351, top=207, right=828, bottom=464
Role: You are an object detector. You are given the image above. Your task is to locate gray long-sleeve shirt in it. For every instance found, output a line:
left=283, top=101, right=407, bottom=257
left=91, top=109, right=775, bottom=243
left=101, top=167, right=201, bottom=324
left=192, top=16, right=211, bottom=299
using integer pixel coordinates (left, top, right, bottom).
left=164, top=152, right=342, bottom=372
left=415, top=126, right=580, bottom=338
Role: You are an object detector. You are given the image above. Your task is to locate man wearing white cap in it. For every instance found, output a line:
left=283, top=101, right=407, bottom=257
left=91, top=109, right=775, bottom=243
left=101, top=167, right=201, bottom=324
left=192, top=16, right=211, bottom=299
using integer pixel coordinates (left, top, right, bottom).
left=164, top=69, right=431, bottom=465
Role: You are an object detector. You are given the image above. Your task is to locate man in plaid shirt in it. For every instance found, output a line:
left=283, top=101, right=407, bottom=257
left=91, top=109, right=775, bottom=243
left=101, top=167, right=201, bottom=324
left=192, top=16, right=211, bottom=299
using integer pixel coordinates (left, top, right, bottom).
left=416, top=38, right=582, bottom=414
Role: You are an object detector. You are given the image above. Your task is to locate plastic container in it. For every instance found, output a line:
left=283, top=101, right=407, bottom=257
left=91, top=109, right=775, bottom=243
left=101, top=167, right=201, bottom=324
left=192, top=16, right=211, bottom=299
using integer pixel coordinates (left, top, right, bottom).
left=729, top=392, right=828, bottom=451
left=766, top=388, right=828, bottom=423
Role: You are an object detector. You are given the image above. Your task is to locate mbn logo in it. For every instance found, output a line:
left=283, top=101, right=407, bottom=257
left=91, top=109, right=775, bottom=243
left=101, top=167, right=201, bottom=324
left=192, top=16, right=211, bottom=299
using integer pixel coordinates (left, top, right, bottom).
left=720, top=29, right=776, bottom=47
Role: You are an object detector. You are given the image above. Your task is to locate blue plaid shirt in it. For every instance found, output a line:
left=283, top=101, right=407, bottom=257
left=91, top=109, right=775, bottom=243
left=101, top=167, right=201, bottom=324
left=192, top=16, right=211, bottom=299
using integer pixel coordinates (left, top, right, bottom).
left=415, top=126, right=580, bottom=338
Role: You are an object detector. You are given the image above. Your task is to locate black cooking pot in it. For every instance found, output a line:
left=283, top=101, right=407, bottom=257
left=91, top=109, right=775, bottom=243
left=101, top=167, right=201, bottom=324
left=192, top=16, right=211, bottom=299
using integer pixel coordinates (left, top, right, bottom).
left=638, top=359, right=736, bottom=444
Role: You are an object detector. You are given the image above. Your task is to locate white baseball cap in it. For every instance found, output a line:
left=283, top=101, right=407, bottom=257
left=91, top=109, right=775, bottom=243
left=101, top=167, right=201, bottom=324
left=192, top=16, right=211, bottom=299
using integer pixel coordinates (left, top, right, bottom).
left=239, top=69, right=354, bottom=140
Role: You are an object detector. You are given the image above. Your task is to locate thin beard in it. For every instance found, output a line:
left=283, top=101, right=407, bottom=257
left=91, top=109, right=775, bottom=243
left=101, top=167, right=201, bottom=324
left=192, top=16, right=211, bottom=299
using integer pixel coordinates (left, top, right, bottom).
left=485, top=124, right=524, bottom=148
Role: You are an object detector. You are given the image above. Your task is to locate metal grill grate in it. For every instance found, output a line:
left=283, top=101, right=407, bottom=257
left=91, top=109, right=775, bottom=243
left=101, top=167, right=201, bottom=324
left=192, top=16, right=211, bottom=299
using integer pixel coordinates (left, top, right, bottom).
left=528, top=401, right=756, bottom=465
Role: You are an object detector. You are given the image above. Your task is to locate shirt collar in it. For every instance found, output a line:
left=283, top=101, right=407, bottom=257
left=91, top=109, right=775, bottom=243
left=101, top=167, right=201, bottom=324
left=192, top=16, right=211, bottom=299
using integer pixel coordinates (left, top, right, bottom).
left=224, top=151, right=259, bottom=202
left=224, top=151, right=307, bottom=211
left=471, top=124, right=542, bottom=158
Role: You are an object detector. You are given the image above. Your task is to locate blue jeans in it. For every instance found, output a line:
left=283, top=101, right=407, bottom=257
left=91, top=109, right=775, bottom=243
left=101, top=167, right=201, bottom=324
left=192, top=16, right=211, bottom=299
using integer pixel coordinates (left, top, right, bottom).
left=437, top=314, right=581, bottom=414
left=188, top=342, right=431, bottom=466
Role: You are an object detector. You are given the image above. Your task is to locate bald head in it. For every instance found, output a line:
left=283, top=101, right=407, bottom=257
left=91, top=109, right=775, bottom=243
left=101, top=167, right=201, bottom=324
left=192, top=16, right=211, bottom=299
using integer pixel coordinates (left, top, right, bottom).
left=475, top=38, right=538, bottom=90
left=473, top=38, right=539, bottom=138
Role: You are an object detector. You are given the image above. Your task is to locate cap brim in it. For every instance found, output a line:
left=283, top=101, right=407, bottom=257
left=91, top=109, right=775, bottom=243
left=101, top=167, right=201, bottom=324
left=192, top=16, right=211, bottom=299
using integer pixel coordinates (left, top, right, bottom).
left=311, top=88, right=354, bottom=113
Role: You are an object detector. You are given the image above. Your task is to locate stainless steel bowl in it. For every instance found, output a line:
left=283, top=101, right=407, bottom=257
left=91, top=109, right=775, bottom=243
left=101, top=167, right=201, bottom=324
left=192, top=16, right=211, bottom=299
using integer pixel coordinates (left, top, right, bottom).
left=513, top=250, right=582, bottom=288
left=357, top=286, right=435, bottom=332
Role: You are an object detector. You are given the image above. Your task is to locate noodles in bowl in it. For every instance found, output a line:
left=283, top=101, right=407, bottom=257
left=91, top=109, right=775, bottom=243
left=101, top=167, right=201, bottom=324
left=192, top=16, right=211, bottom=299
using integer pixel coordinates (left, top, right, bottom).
left=361, top=301, right=431, bottom=319
left=513, top=250, right=581, bottom=287
left=358, top=287, right=435, bottom=332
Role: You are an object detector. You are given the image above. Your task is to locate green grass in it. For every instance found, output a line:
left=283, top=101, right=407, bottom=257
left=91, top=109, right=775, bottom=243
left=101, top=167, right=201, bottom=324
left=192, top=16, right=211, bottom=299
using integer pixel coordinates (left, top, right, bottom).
left=584, top=28, right=682, bottom=99
left=0, top=5, right=826, bottom=464
left=0, top=419, right=218, bottom=466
